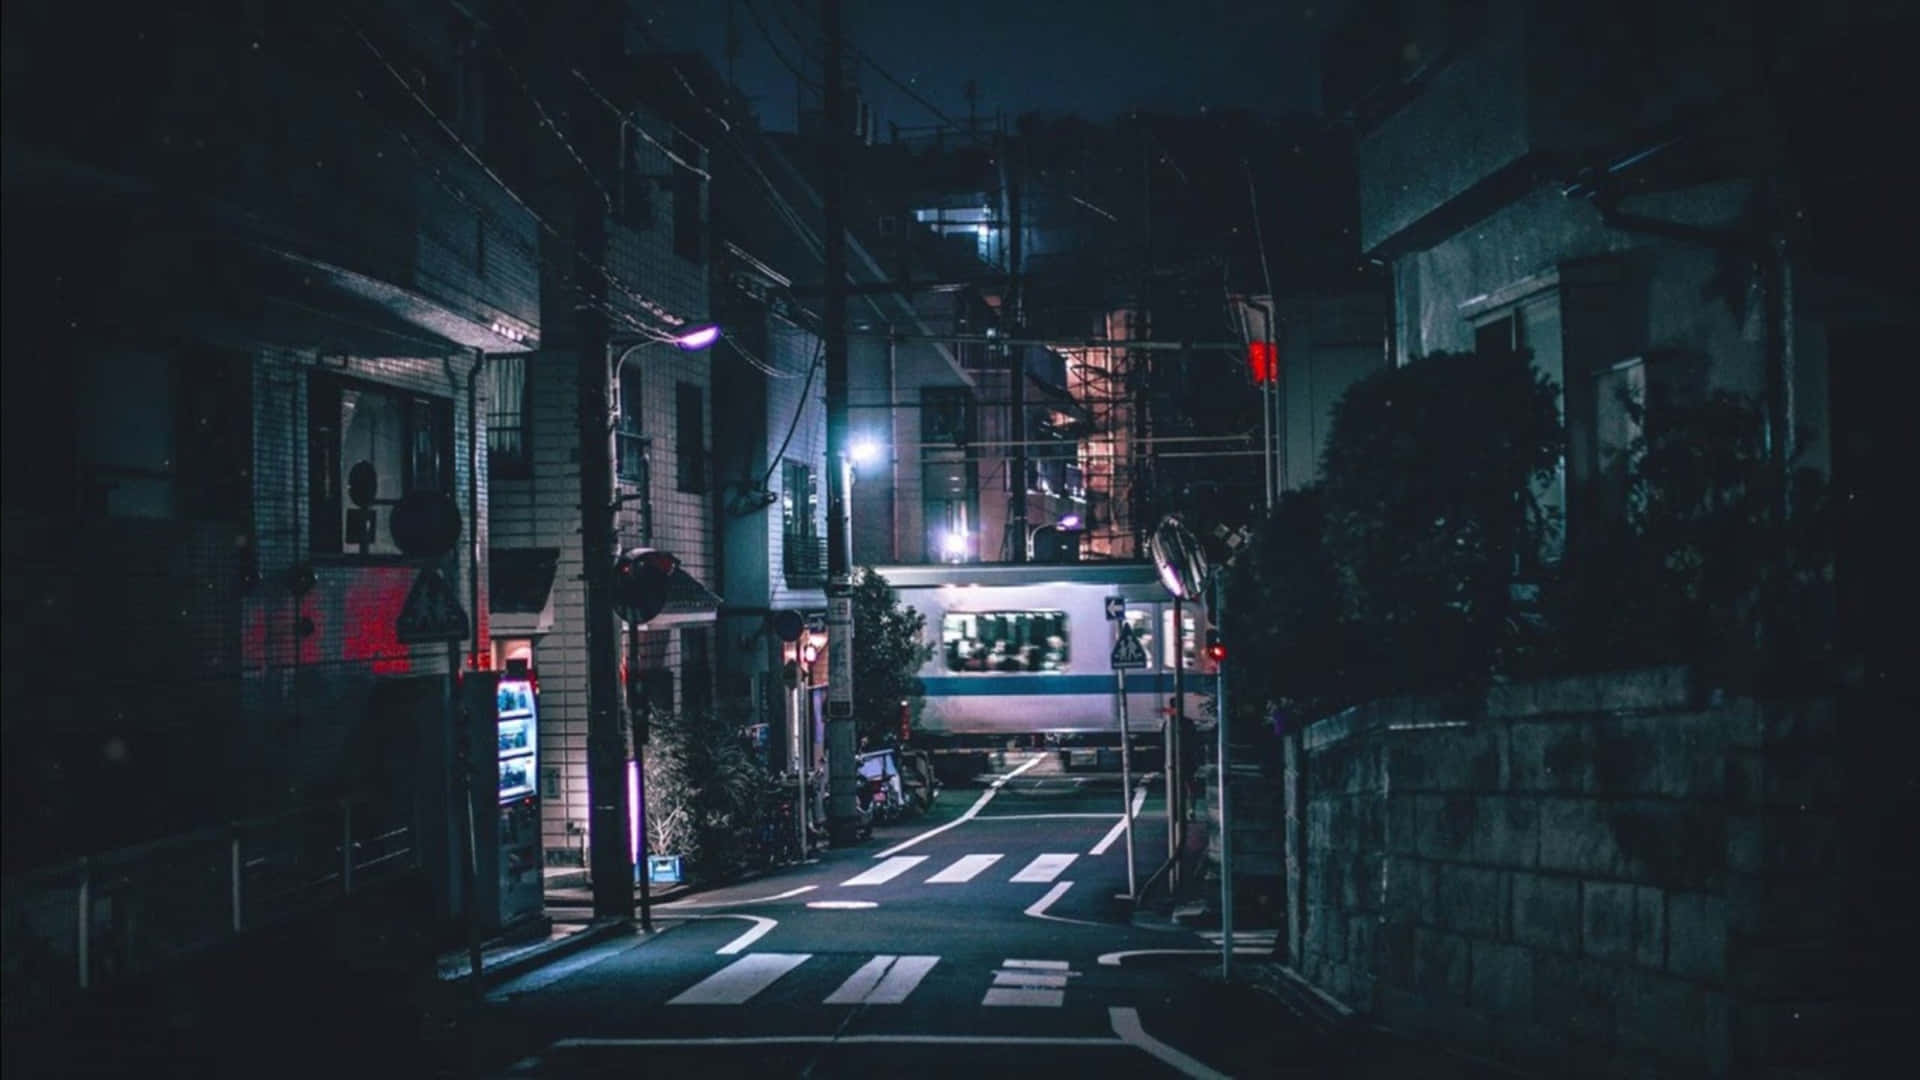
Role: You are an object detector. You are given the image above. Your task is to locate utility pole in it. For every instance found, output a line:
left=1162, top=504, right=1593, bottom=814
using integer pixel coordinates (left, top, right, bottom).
left=1001, top=135, right=1028, bottom=561
left=573, top=14, right=633, bottom=919
left=821, top=0, right=859, bottom=843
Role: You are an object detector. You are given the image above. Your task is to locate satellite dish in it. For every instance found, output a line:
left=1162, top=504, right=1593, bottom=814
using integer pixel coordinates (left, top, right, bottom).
left=1148, top=514, right=1209, bottom=601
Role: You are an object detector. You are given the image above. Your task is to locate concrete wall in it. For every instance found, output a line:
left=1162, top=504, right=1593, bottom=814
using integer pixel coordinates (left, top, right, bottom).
left=1293, top=668, right=1851, bottom=1078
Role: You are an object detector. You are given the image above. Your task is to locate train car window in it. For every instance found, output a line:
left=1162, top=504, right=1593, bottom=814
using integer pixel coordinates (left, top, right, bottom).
left=1162, top=609, right=1198, bottom=670
left=941, top=610, right=1070, bottom=672
left=1123, top=611, right=1157, bottom=668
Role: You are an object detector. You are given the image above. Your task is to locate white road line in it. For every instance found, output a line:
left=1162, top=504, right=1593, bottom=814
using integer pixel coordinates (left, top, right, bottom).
left=840, top=854, right=928, bottom=886
left=1090, top=789, right=1145, bottom=856
left=671, top=913, right=779, bottom=955
left=925, top=853, right=1002, bottom=883
left=974, top=813, right=1122, bottom=821
left=1023, top=881, right=1076, bottom=923
left=823, top=955, right=938, bottom=1005
left=992, top=970, right=1068, bottom=989
left=1110, top=1007, right=1230, bottom=1079
left=823, top=955, right=894, bottom=1004
left=551, top=1035, right=1124, bottom=1048
left=866, top=955, right=939, bottom=1004
left=1009, top=853, right=1077, bottom=883
left=1003, top=959, right=1070, bottom=970
left=806, top=900, right=879, bottom=910
left=1096, top=947, right=1270, bottom=966
left=983, top=987, right=1064, bottom=1007
left=873, top=755, right=1045, bottom=859
left=659, top=885, right=818, bottom=909
left=667, top=952, right=811, bottom=1005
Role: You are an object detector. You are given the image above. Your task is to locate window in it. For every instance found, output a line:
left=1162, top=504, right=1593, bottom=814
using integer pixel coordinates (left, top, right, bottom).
left=940, top=610, right=1070, bottom=673
left=675, top=382, right=707, bottom=493
left=782, top=459, right=822, bottom=586
left=922, top=387, right=975, bottom=445
left=1162, top=609, right=1197, bottom=671
left=681, top=627, right=713, bottom=715
left=619, top=132, right=655, bottom=230
left=617, top=363, right=648, bottom=482
left=308, top=374, right=452, bottom=555
left=1471, top=292, right=1566, bottom=570
left=486, top=353, right=529, bottom=476
left=671, top=129, right=706, bottom=262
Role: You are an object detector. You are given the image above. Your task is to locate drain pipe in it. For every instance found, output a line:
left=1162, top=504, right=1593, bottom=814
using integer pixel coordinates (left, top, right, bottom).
left=468, top=349, right=485, bottom=669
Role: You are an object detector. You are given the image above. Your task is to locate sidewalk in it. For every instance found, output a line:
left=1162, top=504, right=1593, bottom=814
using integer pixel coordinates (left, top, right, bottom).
left=1177, top=960, right=1540, bottom=1079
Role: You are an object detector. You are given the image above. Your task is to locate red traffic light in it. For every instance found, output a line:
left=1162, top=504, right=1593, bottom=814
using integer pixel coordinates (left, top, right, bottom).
left=1247, top=341, right=1278, bottom=385
left=1205, top=631, right=1227, bottom=663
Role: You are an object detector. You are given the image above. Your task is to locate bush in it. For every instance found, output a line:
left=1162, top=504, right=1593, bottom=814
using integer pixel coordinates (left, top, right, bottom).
left=852, top=566, right=934, bottom=748
left=1557, top=387, right=1836, bottom=693
left=641, top=705, right=768, bottom=884
left=1317, top=349, right=1566, bottom=698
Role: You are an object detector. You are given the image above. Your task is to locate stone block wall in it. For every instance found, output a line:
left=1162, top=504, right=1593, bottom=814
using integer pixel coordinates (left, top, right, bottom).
left=1293, top=667, right=1852, bottom=1078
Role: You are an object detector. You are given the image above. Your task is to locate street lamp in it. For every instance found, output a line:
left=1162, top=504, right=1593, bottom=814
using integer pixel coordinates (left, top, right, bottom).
left=672, top=324, right=721, bottom=351
left=941, top=529, right=970, bottom=562
left=849, top=437, right=883, bottom=467
left=1027, top=514, right=1084, bottom=561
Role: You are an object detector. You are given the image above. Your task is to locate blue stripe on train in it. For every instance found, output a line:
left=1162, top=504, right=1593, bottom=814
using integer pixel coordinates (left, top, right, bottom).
left=921, top=673, right=1187, bottom=696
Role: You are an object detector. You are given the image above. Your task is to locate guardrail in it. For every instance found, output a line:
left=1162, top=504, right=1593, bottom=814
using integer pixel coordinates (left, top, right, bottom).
left=1, top=793, right=414, bottom=1008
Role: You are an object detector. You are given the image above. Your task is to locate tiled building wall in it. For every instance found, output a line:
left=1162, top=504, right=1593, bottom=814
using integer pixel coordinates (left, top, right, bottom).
left=505, top=104, right=715, bottom=865
left=240, top=351, right=489, bottom=812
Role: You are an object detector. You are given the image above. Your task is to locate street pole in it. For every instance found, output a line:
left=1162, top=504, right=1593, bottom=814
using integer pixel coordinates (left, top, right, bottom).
left=821, top=0, right=858, bottom=843
left=1117, top=666, right=1136, bottom=899
left=626, top=621, right=652, bottom=932
left=1168, top=595, right=1184, bottom=883
left=575, top=41, right=634, bottom=919
left=1214, top=571, right=1233, bottom=978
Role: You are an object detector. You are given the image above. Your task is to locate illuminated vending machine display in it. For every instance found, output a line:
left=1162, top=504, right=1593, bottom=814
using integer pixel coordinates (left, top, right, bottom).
left=493, top=668, right=544, bottom=928
left=463, top=666, right=546, bottom=936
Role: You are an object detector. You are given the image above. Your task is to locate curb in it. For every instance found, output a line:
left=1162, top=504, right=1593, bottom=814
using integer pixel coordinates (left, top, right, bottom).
left=439, top=918, right=635, bottom=993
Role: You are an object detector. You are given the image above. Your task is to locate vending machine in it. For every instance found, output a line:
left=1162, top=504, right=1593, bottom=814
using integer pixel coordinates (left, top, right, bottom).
left=463, top=666, right=546, bottom=936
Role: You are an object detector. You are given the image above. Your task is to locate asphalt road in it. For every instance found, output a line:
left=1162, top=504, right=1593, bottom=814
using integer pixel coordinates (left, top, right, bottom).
left=474, top=753, right=1318, bottom=1079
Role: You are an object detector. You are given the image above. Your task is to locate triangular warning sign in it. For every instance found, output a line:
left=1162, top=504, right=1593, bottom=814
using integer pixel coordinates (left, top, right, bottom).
left=396, top=566, right=470, bottom=644
left=1109, top=622, right=1148, bottom=670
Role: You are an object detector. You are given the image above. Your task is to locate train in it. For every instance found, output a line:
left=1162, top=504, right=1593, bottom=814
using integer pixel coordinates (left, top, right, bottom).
left=873, top=561, right=1217, bottom=744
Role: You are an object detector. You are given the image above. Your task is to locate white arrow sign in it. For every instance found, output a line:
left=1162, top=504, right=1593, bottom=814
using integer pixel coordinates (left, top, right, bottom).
left=1104, top=595, right=1125, bottom=621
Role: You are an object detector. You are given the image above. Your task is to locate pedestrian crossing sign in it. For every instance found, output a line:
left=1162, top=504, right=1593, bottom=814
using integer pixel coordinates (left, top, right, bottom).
left=1109, top=622, right=1148, bottom=670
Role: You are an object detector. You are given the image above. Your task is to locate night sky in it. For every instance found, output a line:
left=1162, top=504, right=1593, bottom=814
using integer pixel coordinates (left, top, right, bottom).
left=631, top=0, right=1337, bottom=131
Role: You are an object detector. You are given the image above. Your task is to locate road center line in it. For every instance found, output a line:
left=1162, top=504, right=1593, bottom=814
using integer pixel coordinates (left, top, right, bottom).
left=1096, top=947, right=1270, bottom=966
left=873, top=755, right=1045, bottom=859
left=974, top=813, right=1122, bottom=820
left=1110, top=1007, right=1230, bottom=1079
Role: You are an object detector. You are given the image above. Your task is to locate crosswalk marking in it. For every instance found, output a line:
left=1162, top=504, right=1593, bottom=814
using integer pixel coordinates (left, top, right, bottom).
left=1008, top=853, right=1077, bottom=883
left=925, top=853, right=1002, bottom=883
left=982, top=957, right=1078, bottom=1007
left=840, top=855, right=928, bottom=886
left=668, top=953, right=811, bottom=1005
left=824, top=955, right=940, bottom=1005
left=992, top=971, right=1067, bottom=989
left=983, top=987, right=1064, bottom=1007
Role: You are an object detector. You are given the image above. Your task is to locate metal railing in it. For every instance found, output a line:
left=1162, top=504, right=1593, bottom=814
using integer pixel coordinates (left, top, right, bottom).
left=1, top=793, right=414, bottom=1009
left=783, top=535, right=828, bottom=589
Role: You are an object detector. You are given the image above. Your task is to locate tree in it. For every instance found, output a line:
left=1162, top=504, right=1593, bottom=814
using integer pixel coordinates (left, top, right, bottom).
left=851, top=566, right=934, bottom=747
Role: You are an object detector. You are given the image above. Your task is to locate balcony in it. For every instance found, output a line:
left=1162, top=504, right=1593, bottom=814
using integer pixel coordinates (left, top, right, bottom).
left=783, top=536, right=828, bottom=590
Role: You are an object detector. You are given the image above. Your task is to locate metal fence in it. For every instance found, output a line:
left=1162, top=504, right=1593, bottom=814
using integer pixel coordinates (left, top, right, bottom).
left=1, top=793, right=414, bottom=1009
